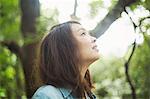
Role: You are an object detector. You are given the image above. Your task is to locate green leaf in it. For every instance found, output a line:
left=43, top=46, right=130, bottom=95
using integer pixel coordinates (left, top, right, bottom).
left=5, top=66, right=15, bottom=79
left=0, top=88, right=6, bottom=97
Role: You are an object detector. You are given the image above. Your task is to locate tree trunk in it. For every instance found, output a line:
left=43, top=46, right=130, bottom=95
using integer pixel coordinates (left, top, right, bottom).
left=15, top=61, right=23, bottom=99
left=91, top=0, right=137, bottom=38
left=20, top=0, right=40, bottom=98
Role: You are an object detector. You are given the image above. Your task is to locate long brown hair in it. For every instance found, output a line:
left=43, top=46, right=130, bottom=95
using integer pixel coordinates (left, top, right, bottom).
left=38, top=21, right=94, bottom=98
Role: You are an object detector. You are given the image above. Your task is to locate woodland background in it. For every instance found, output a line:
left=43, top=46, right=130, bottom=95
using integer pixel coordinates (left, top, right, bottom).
left=0, top=0, right=150, bottom=99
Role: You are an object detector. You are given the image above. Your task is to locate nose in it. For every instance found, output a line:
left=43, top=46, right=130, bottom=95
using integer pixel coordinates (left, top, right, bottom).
left=91, top=36, right=96, bottom=43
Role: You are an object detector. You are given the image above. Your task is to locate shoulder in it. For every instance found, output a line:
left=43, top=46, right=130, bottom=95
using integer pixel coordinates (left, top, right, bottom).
left=32, top=85, right=63, bottom=99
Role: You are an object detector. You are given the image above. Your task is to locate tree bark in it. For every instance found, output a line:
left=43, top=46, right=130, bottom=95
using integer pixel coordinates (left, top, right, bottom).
left=20, top=0, right=40, bottom=98
left=15, top=61, right=23, bottom=99
left=125, top=41, right=137, bottom=99
left=91, top=0, right=137, bottom=38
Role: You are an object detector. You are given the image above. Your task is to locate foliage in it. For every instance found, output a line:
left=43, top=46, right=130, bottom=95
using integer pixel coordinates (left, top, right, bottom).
left=90, top=34, right=150, bottom=99
left=0, top=46, right=25, bottom=98
left=88, top=0, right=150, bottom=98
left=130, top=0, right=150, bottom=11
left=23, top=8, right=59, bottom=45
left=0, top=0, right=58, bottom=98
left=88, top=0, right=118, bottom=18
left=90, top=57, right=131, bottom=98
left=37, top=8, right=59, bottom=36
left=130, top=35, right=150, bottom=99
left=0, top=0, right=21, bottom=43
left=88, top=0, right=103, bottom=18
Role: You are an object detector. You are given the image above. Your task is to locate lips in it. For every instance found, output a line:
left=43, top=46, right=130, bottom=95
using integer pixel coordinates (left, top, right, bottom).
left=92, top=45, right=97, bottom=49
left=92, top=45, right=99, bottom=52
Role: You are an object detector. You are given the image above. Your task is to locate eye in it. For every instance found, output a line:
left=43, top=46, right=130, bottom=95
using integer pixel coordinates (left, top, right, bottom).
left=81, top=32, right=86, bottom=36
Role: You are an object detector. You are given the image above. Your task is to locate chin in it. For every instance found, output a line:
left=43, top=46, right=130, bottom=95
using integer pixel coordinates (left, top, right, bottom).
left=94, top=52, right=100, bottom=59
left=94, top=56, right=99, bottom=61
left=90, top=55, right=100, bottom=63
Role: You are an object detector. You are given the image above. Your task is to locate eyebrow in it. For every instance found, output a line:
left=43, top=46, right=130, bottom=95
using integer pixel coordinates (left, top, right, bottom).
left=77, top=28, right=86, bottom=32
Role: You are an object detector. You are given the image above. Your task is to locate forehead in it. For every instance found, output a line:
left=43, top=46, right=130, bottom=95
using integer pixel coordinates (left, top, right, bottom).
left=71, top=23, right=84, bottom=34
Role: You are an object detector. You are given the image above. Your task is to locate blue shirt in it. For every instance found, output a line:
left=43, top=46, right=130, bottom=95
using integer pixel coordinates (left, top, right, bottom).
left=32, top=85, right=96, bottom=99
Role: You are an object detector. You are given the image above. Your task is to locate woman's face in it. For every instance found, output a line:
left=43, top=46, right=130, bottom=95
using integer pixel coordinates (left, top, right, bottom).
left=71, top=23, right=100, bottom=66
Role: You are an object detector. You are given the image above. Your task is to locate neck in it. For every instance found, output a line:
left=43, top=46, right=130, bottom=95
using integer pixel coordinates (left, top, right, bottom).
left=80, top=62, right=90, bottom=81
left=81, top=67, right=88, bottom=80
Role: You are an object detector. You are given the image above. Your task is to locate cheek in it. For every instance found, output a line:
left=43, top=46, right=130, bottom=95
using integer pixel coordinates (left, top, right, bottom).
left=79, top=35, right=91, bottom=44
left=75, top=37, right=93, bottom=59
left=77, top=39, right=99, bottom=62
left=78, top=38, right=91, bottom=47
left=78, top=42, right=92, bottom=58
left=78, top=41, right=91, bottom=54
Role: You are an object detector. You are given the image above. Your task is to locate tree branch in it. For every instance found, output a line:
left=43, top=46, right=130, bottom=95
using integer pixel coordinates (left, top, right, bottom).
left=125, top=41, right=137, bottom=99
left=124, top=10, right=137, bottom=99
left=0, top=41, right=23, bottom=59
left=70, top=0, right=79, bottom=20
left=73, top=0, right=77, bottom=16
left=139, top=16, right=150, bottom=27
left=91, top=0, right=137, bottom=38
left=139, top=16, right=150, bottom=47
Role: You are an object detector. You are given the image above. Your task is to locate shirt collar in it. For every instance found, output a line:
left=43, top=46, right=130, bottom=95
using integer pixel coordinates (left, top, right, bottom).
left=59, top=88, right=72, bottom=98
left=59, top=88, right=96, bottom=99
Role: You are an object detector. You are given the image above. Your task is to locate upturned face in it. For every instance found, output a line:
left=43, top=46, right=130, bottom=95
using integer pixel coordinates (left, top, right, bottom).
left=71, top=23, right=100, bottom=66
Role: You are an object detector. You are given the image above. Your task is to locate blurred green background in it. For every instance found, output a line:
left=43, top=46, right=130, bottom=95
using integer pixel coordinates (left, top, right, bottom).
left=0, top=0, right=150, bottom=99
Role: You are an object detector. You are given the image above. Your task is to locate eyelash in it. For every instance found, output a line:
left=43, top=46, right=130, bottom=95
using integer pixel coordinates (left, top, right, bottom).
left=81, top=32, right=86, bottom=36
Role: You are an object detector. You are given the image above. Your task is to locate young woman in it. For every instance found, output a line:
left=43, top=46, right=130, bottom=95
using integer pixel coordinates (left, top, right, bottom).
left=32, top=21, right=99, bottom=99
